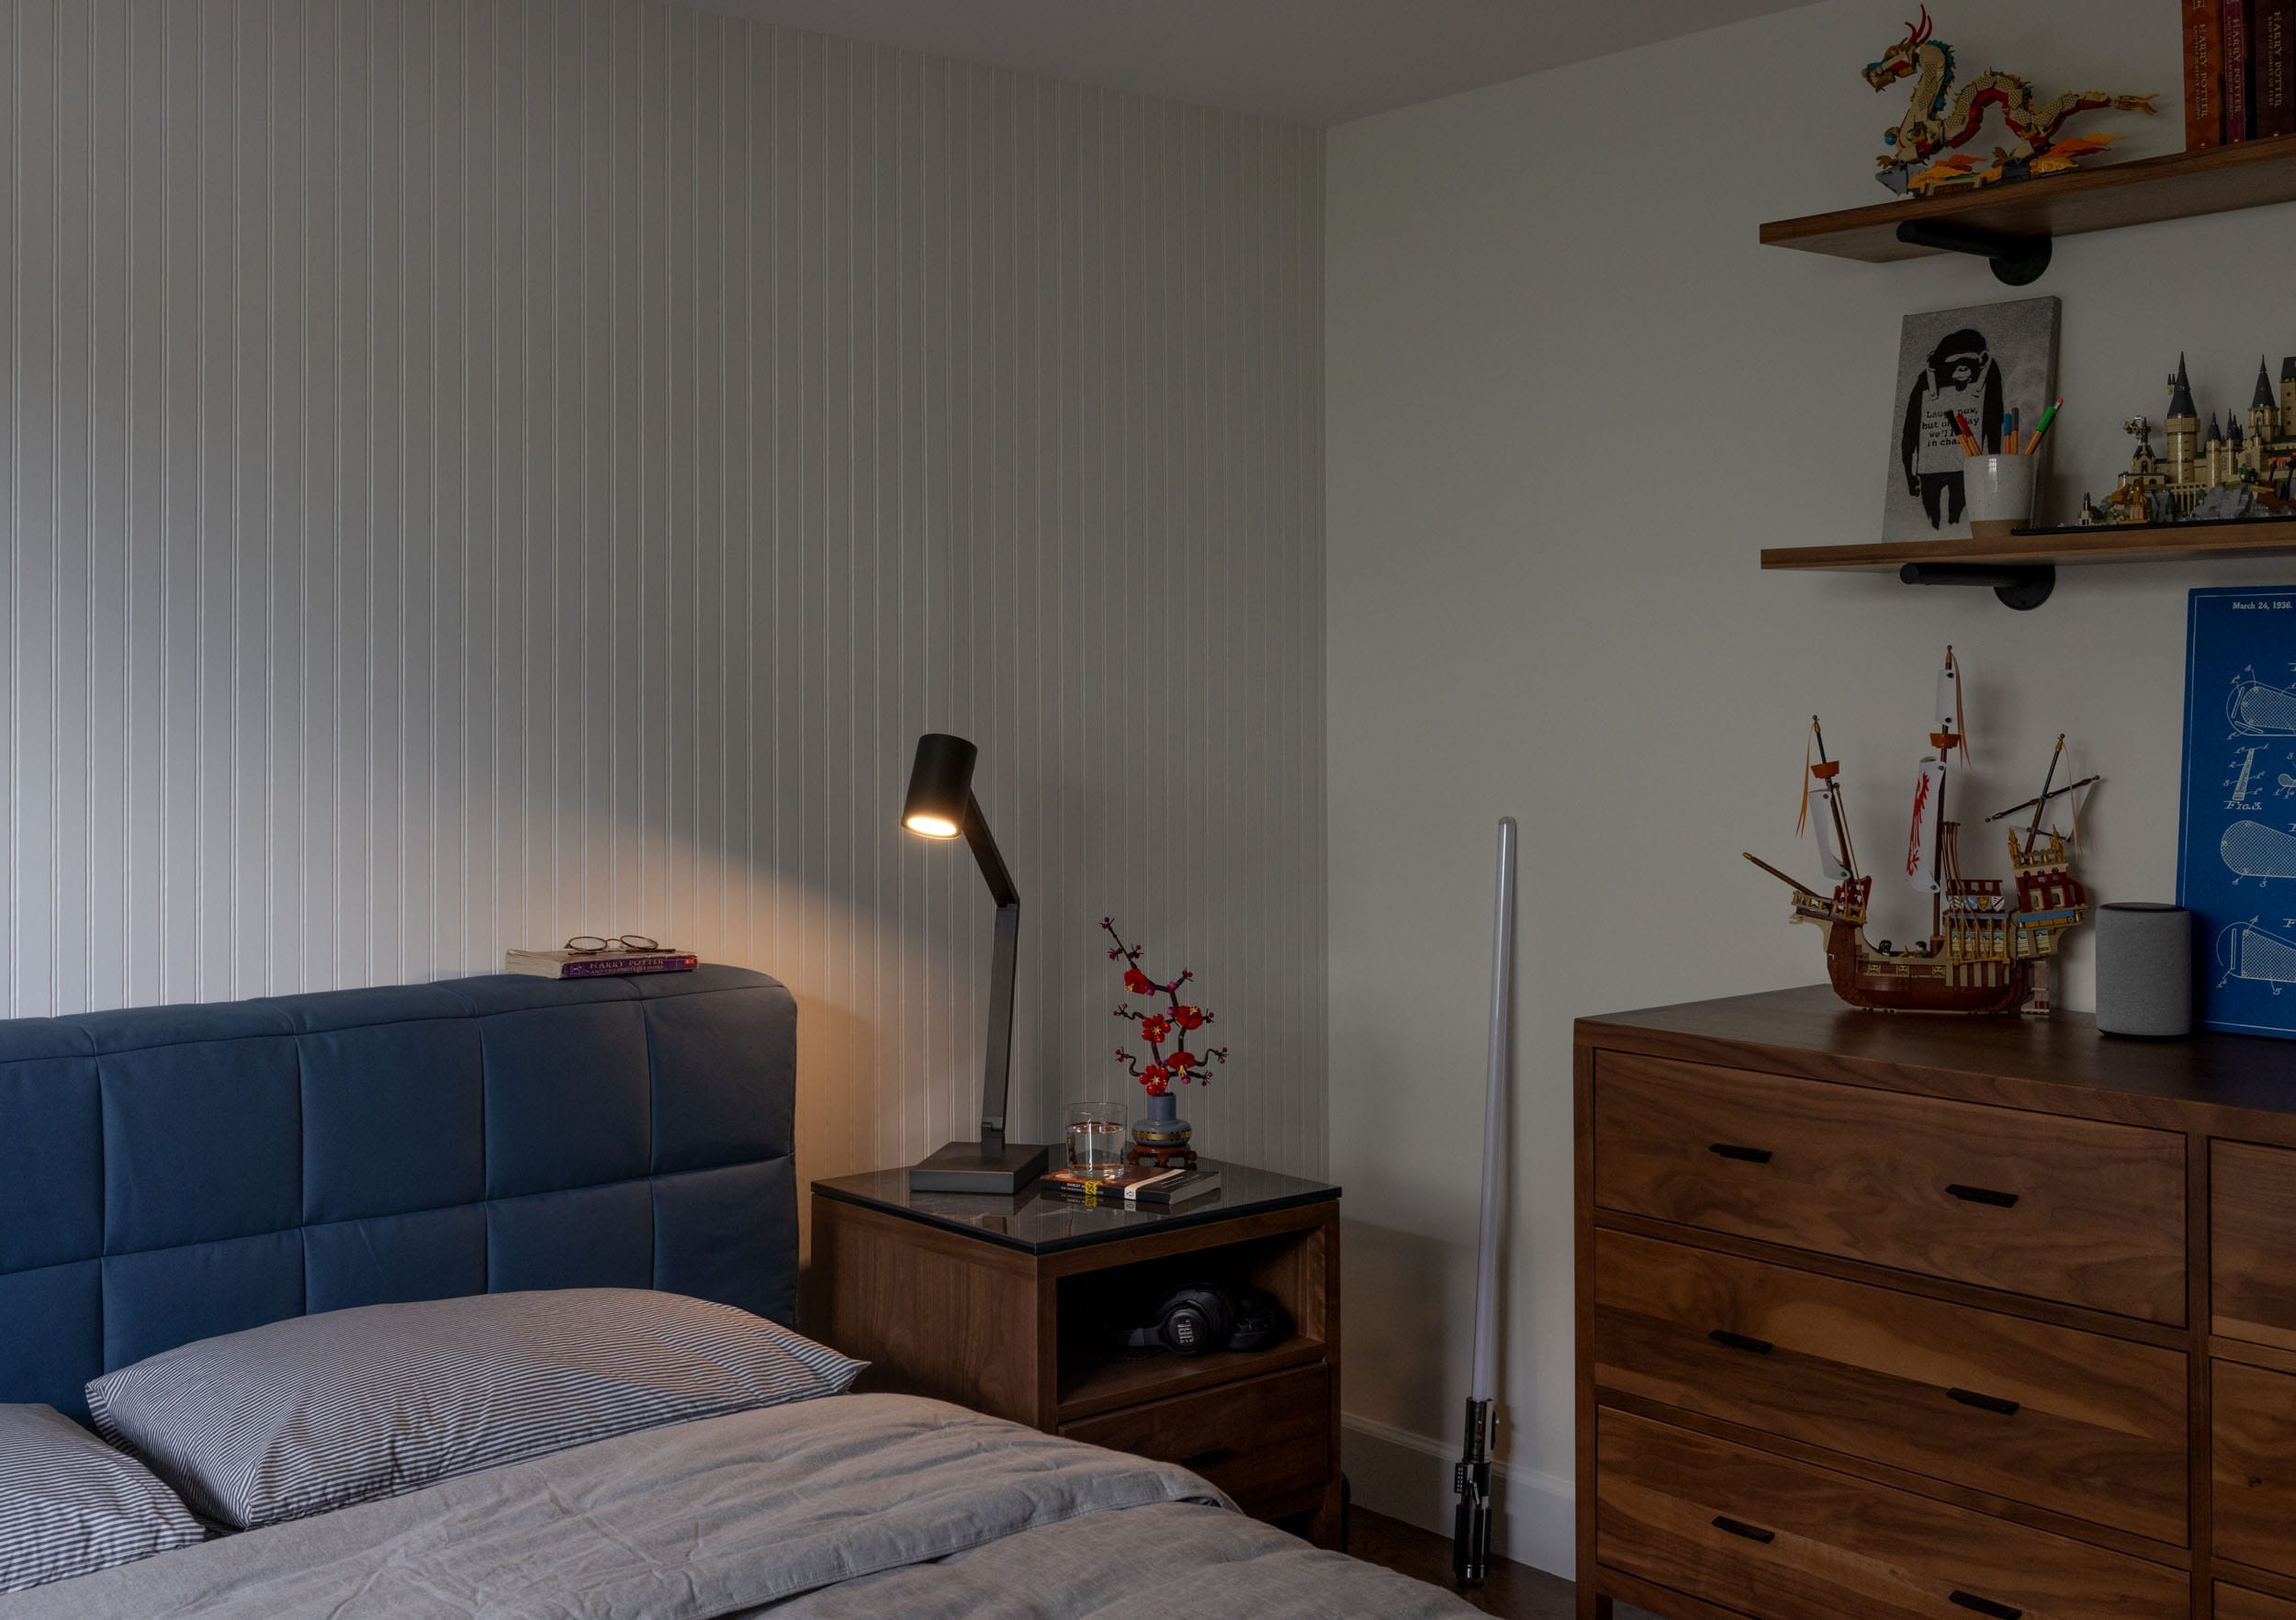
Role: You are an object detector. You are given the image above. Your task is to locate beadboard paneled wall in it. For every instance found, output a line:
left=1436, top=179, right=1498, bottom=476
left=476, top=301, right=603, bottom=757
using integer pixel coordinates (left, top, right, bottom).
left=0, top=0, right=1327, bottom=1185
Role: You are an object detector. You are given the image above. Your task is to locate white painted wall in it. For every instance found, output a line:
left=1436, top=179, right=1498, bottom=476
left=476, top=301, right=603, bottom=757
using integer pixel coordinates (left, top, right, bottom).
left=1327, top=0, right=2296, bottom=1569
left=1, top=0, right=1327, bottom=1195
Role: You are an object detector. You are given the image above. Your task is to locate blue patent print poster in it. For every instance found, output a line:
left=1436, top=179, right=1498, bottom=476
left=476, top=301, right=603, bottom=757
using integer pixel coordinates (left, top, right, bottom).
left=2179, top=586, right=2296, bottom=1037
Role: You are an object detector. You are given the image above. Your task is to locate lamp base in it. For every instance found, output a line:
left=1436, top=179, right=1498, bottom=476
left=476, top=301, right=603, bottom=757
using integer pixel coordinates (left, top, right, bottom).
left=906, top=1138, right=1052, bottom=1195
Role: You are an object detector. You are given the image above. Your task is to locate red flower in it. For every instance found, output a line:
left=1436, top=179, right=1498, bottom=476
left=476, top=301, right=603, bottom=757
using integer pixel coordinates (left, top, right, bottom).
left=1138, top=1014, right=1174, bottom=1044
left=1139, top=1064, right=1169, bottom=1096
left=1172, top=1005, right=1205, bottom=1030
left=1123, top=967, right=1154, bottom=995
left=1168, top=1050, right=1199, bottom=1071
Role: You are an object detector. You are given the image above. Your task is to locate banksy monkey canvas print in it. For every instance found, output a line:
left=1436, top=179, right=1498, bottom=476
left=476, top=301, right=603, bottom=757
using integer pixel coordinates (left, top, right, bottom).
left=1882, top=296, right=2058, bottom=541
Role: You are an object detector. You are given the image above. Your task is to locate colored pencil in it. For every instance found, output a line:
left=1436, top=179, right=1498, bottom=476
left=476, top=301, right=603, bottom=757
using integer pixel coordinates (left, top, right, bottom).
left=2025, top=398, right=2063, bottom=455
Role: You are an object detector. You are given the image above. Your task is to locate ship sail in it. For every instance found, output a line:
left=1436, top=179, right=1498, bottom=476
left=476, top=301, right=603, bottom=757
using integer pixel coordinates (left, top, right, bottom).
left=1811, top=782, right=1851, bottom=880
left=1798, top=717, right=1858, bottom=883
left=1908, top=759, right=1947, bottom=892
left=1907, top=649, right=1965, bottom=895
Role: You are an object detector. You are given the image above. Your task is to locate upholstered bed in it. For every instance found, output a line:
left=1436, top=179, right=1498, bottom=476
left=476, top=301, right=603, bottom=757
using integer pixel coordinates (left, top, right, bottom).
left=0, top=968, right=1472, bottom=1616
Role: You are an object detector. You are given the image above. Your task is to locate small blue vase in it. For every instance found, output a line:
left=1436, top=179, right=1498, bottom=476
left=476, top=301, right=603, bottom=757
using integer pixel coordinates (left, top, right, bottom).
left=1133, top=1090, right=1192, bottom=1149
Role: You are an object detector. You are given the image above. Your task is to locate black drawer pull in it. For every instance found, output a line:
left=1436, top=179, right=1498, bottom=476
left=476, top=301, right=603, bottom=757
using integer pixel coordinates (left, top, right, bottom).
left=1944, top=1183, right=2020, bottom=1208
left=1709, top=1329, right=1775, bottom=1356
left=1949, top=1592, right=2022, bottom=1620
left=1710, top=1515, right=1775, bottom=1545
left=1946, top=1387, right=2020, bottom=1417
left=1708, top=1142, right=1773, bottom=1164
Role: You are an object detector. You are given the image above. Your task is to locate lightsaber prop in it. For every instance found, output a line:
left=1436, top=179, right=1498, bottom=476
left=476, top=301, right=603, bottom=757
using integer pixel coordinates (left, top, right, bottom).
left=1454, top=816, right=1515, bottom=1585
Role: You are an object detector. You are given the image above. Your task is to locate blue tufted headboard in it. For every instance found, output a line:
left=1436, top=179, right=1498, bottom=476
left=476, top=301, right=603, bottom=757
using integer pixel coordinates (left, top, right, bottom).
left=0, top=965, right=796, bottom=1422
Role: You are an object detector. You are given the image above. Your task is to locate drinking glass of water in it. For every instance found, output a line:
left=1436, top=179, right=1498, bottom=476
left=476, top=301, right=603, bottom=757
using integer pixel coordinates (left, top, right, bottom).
left=1065, top=1101, right=1128, bottom=1176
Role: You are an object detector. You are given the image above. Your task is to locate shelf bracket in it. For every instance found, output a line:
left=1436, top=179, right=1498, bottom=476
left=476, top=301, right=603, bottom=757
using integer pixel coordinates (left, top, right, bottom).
left=1895, top=219, right=2052, bottom=286
left=1897, top=560, right=2055, bottom=610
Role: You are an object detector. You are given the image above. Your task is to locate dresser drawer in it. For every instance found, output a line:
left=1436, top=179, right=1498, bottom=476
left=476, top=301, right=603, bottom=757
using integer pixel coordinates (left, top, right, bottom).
left=2219, top=1586, right=2296, bottom=1620
left=2214, top=1142, right=2296, bottom=1351
left=2215, top=1358, right=2296, bottom=1579
left=1596, top=1408, right=2187, bottom=1620
left=1593, top=1052, right=2187, bottom=1322
left=1060, top=1363, right=1328, bottom=1513
left=1593, top=1229, right=2189, bottom=1544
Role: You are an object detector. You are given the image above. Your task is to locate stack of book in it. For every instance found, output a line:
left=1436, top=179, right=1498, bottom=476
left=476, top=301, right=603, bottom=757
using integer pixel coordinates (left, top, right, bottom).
left=503, top=948, right=699, bottom=980
left=1040, top=1164, right=1222, bottom=1208
left=2189, top=0, right=2296, bottom=146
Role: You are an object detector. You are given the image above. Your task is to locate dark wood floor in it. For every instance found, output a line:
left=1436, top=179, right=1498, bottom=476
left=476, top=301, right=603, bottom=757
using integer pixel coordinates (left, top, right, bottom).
left=1345, top=1510, right=1658, bottom=1620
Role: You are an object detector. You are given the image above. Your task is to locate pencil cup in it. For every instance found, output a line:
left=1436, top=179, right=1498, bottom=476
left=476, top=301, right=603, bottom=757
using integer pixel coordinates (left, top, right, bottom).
left=1964, top=453, right=2039, bottom=540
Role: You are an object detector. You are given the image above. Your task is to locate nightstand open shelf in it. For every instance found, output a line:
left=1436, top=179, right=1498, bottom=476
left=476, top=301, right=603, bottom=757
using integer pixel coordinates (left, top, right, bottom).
left=1053, top=1219, right=1331, bottom=1420
left=1055, top=1333, right=1326, bottom=1422
left=810, top=1161, right=1345, bottom=1546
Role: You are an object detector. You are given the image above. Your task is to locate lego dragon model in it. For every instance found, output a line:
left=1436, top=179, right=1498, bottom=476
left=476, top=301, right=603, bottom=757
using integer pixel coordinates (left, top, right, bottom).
left=1863, top=7, right=2157, bottom=197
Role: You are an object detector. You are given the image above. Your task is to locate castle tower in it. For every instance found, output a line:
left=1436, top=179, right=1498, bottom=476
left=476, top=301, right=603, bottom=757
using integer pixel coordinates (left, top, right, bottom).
left=2280, top=355, right=2295, bottom=430
left=2254, top=356, right=2279, bottom=445
left=2167, top=353, right=2200, bottom=485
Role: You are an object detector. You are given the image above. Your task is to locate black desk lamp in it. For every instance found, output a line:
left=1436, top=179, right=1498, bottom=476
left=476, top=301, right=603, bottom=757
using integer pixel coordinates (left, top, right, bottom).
left=901, top=733, right=1052, bottom=1194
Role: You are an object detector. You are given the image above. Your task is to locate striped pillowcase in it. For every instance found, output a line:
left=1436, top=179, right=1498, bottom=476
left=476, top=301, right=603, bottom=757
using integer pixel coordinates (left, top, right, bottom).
left=86, top=1288, right=864, bottom=1531
left=0, top=1403, right=206, bottom=1593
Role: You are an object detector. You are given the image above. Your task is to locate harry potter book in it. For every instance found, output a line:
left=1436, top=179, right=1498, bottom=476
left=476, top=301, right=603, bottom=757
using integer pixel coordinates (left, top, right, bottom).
left=2229, top=0, right=2255, bottom=140
left=2262, top=0, right=2296, bottom=136
left=2189, top=0, right=2225, bottom=147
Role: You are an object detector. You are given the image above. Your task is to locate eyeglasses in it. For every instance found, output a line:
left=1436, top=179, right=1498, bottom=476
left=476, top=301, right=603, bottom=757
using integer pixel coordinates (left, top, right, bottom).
left=563, top=934, right=669, bottom=955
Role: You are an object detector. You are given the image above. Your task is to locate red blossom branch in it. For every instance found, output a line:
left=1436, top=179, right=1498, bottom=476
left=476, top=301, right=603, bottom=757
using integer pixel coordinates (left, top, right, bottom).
left=1102, top=917, right=1229, bottom=1097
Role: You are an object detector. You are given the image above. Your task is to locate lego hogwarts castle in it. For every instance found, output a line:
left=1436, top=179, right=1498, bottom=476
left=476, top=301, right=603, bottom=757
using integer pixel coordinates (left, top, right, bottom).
left=2085, top=354, right=2296, bottom=525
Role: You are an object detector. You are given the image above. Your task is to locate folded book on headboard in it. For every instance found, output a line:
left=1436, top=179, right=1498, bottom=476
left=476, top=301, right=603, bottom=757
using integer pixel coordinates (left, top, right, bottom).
left=0, top=965, right=796, bottom=1421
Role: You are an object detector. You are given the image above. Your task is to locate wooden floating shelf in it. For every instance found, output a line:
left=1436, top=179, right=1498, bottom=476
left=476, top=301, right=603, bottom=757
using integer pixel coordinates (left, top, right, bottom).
left=1761, top=136, right=2296, bottom=264
left=1762, top=516, right=2296, bottom=573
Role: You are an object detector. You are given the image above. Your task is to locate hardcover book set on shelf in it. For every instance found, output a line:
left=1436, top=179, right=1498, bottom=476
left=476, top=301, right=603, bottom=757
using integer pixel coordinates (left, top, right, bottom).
left=2188, top=0, right=2296, bottom=147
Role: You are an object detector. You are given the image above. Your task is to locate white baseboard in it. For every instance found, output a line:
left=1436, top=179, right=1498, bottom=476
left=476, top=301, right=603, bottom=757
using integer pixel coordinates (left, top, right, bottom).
left=1340, top=1413, right=1575, bottom=1581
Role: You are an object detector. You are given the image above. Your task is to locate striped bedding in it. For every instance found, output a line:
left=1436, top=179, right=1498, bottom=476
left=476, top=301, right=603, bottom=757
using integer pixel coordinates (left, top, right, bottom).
left=4, top=1393, right=1480, bottom=1619
left=0, top=1405, right=205, bottom=1593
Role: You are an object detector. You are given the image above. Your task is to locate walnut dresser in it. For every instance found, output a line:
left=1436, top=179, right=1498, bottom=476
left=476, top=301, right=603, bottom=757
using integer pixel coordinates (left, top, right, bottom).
left=1575, top=984, right=2296, bottom=1620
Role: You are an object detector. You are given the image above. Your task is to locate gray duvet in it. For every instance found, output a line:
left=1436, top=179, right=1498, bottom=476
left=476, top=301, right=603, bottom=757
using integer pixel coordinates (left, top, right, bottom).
left=6, top=1393, right=1476, bottom=1618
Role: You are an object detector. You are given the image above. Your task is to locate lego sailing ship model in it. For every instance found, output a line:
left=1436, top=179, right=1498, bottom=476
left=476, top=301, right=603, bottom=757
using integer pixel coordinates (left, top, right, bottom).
left=1744, top=648, right=2099, bottom=1015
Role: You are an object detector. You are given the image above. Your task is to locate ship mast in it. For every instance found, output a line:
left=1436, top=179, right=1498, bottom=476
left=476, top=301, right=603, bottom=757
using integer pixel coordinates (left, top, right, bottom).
left=1742, top=852, right=1824, bottom=894
left=1922, top=648, right=1965, bottom=941
left=2023, top=734, right=2065, bottom=859
left=1810, top=717, right=1860, bottom=886
left=1987, top=769, right=2100, bottom=832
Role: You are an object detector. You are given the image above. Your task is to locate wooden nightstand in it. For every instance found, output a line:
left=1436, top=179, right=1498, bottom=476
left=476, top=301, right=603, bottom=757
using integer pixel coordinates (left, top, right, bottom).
left=811, top=1161, right=1343, bottom=1547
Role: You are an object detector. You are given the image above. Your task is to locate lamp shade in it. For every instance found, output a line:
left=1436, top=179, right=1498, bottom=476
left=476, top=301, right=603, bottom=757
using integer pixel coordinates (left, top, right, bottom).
left=902, top=733, right=978, bottom=839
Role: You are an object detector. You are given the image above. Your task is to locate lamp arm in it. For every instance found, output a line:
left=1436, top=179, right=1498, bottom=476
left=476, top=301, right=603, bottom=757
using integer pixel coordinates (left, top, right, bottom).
left=981, top=901, right=1019, bottom=1139
left=963, top=793, right=1020, bottom=1139
left=961, top=792, right=1019, bottom=907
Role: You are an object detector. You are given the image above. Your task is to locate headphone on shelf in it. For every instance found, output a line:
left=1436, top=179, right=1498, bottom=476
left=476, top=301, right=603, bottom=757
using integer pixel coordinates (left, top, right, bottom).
left=1124, top=1286, right=1291, bottom=1356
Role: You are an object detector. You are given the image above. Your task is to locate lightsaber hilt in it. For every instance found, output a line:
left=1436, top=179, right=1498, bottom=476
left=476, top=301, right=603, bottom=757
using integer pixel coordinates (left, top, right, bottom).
left=1453, top=1395, right=1496, bottom=1584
